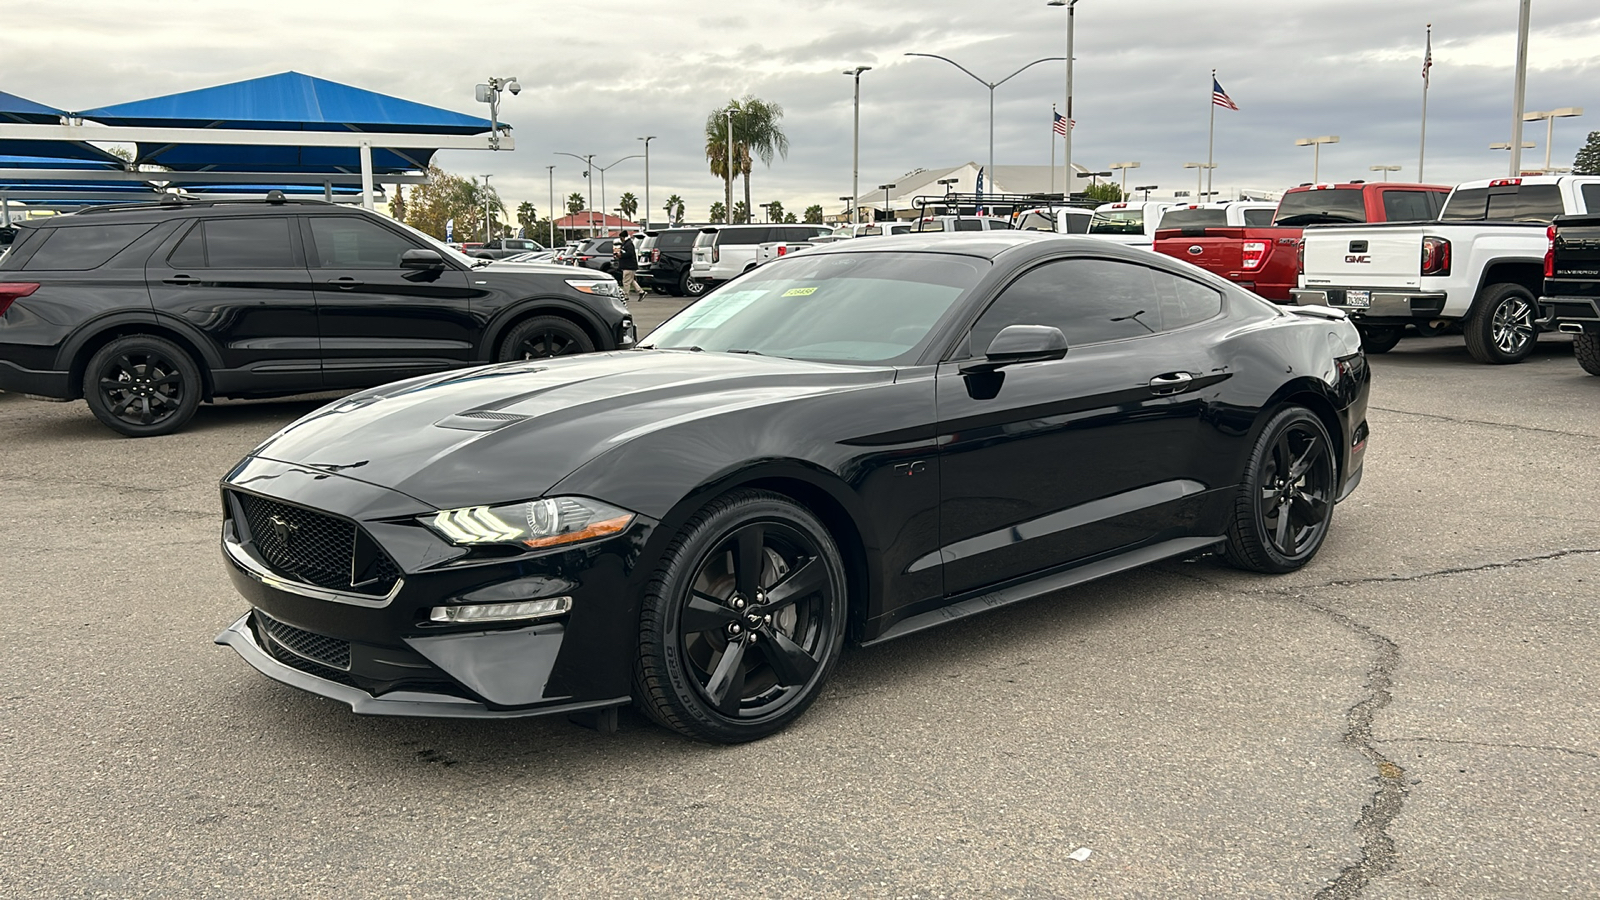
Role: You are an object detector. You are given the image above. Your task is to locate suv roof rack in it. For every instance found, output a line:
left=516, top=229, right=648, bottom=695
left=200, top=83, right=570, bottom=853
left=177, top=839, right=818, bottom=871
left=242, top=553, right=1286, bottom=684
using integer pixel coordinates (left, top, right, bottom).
left=910, top=192, right=1098, bottom=219
left=74, top=192, right=337, bottom=216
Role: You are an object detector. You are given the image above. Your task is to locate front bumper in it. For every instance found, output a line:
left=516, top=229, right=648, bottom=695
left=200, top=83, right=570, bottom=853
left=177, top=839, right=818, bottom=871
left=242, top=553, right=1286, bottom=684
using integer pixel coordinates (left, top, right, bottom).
left=1292, top=288, right=1447, bottom=323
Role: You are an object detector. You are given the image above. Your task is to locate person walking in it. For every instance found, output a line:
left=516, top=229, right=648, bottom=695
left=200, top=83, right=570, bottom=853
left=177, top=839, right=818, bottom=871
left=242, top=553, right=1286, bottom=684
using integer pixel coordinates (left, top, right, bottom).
left=615, top=230, right=642, bottom=302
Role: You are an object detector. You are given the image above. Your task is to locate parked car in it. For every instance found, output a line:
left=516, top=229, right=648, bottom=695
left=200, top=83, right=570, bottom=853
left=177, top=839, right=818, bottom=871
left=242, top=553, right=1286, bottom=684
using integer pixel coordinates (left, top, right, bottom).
left=0, top=195, right=635, bottom=436
left=214, top=231, right=1370, bottom=743
left=1083, top=201, right=1180, bottom=248
left=1292, top=175, right=1600, bottom=361
left=690, top=224, right=832, bottom=290
left=552, top=241, right=582, bottom=264
left=1013, top=206, right=1094, bottom=234
left=754, top=240, right=815, bottom=266
left=569, top=237, right=616, bottom=274
left=835, top=222, right=914, bottom=238
left=911, top=215, right=1015, bottom=233
left=469, top=238, right=546, bottom=260
left=501, top=250, right=558, bottom=264
left=638, top=227, right=705, bottom=296
left=1539, top=213, right=1600, bottom=375
left=1154, top=183, right=1451, bottom=302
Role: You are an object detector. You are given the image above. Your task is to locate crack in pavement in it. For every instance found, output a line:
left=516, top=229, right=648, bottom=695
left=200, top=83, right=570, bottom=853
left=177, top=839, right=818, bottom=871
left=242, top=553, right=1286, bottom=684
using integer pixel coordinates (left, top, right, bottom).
left=1368, top=404, right=1600, bottom=441
left=1381, top=736, right=1598, bottom=760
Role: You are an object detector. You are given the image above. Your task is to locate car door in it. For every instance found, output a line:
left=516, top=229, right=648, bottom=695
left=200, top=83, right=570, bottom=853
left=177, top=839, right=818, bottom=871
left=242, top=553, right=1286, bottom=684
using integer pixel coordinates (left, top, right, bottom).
left=146, top=214, right=322, bottom=394
left=935, top=255, right=1223, bottom=595
left=302, top=214, right=478, bottom=389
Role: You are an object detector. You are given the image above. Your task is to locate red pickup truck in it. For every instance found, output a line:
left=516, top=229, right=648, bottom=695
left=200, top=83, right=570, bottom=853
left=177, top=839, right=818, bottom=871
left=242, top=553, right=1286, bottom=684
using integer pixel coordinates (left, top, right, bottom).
left=1153, top=182, right=1451, bottom=301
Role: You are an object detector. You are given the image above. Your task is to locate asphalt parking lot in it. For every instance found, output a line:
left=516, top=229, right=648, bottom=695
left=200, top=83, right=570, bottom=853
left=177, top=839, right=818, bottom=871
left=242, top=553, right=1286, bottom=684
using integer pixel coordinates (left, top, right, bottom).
left=2, top=320, right=1596, bottom=899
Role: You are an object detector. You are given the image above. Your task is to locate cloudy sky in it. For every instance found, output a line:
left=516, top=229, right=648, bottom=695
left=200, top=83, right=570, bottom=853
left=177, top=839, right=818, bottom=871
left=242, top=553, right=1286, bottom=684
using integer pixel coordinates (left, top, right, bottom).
left=4, top=0, right=1597, bottom=221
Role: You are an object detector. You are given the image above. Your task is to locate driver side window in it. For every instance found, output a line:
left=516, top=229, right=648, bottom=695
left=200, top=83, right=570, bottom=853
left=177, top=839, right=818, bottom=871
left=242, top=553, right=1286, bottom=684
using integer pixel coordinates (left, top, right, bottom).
left=970, top=258, right=1161, bottom=353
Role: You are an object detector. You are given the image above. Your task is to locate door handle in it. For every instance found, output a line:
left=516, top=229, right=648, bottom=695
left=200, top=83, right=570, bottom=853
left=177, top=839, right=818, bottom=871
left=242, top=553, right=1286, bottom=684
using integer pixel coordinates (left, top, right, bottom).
left=327, top=276, right=364, bottom=289
left=163, top=275, right=200, bottom=285
left=1148, top=372, right=1194, bottom=394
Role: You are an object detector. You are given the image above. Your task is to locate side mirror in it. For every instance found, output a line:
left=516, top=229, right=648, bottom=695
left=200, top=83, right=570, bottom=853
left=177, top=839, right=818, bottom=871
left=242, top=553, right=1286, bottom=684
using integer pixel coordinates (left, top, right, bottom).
left=959, top=324, right=1068, bottom=374
left=401, top=248, right=445, bottom=269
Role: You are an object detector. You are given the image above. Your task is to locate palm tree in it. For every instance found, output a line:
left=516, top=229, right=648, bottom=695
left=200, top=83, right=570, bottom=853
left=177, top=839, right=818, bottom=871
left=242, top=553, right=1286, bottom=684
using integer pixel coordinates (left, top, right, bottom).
left=705, top=103, right=752, bottom=223
left=619, top=192, right=639, bottom=221
left=766, top=200, right=786, bottom=224
left=732, top=201, right=749, bottom=225
left=733, top=96, right=788, bottom=224
left=566, top=192, right=585, bottom=215
left=516, top=201, right=536, bottom=236
left=665, top=194, right=685, bottom=225
left=709, top=201, right=726, bottom=224
left=803, top=204, right=823, bottom=224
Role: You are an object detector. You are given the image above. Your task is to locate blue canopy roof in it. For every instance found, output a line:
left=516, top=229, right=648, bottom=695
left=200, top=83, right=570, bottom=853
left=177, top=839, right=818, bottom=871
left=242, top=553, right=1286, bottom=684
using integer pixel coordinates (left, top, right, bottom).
left=1, top=91, right=129, bottom=166
left=1, top=90, right=68, bottom=124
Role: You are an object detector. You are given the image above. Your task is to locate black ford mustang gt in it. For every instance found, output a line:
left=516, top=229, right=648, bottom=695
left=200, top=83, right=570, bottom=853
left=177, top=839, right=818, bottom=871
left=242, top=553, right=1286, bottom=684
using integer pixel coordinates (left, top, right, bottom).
left=216, top=233, right=1370, bottom=743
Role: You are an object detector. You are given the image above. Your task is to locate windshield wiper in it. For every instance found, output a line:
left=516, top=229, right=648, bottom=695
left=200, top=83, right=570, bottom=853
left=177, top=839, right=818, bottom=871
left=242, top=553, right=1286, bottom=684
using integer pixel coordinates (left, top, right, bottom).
left=725, top=348, right=765, bottom=356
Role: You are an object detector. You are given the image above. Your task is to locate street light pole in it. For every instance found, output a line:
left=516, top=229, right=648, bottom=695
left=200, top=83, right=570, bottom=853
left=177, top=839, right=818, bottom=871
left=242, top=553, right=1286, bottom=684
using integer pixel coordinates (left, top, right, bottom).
left=1294, top=136, right=1339, bottom=182
left=1048, top=1, right=1079, bottom=195
left=556, top=152, right=596, bottom=236
left=593, top=154, right=644, bottom=235
left=878, top=183, right=896, bottom=222
left=844, top=67, right=871, bottom=225
left=638, top=136, right=656, bottom=230
left=1508, top=0, right=1532, bottom=176
left=1370, top=164, right=1402, bottom=182
left=727, top=108, right=735, bottom=223
left=1523, top=109, right=1585, bottom=172
left=1109, top=161, right=1140, bottom=195
left=1182, top=163, right=1215, bottom=203
left=546, top=165, right=555, bottom=248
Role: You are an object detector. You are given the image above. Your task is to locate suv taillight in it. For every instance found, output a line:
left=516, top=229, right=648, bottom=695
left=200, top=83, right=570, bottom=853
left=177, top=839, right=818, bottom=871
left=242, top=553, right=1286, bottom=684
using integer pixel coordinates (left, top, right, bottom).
left=712, top=246, right=721, bottom=264
left=1544, top=224, right=1557, bottom=278
left=0, top=282, right=40, bottom=315
left=652, top=248, right=660, bottom=264
left=1420, top=236, right=1451, bottom=277
left=1296, top=239, right=1305, bottom=276
left=1241, top=242, right=1267, bottom=270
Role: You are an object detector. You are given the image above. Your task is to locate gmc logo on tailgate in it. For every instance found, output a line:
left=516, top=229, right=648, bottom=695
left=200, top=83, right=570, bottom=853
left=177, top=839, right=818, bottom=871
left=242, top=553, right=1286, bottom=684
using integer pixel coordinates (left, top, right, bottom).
left=1345, top=255, right=1371, bottom=264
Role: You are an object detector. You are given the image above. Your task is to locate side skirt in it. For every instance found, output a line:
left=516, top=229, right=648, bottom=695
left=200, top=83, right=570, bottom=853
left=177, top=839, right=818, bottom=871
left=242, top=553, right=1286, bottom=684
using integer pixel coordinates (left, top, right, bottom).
left=861, top=535, right=1225, bottom=647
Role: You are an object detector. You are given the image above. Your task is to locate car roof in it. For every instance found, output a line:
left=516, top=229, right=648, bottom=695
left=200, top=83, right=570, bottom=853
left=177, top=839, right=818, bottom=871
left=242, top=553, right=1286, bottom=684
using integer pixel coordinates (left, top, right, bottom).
left=32, top=197, right=391, bottom=229
left=796, top=230, right=1157, bottom=261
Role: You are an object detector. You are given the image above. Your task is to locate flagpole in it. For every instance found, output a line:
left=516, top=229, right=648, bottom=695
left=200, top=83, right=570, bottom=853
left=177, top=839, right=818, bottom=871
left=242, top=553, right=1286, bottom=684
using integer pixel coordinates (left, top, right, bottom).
left=1419, top=23, right=1431, bottom=181
left=1051, top=104, right=1058, bottom=195
left=1206, top=68, right=1217, bottom=203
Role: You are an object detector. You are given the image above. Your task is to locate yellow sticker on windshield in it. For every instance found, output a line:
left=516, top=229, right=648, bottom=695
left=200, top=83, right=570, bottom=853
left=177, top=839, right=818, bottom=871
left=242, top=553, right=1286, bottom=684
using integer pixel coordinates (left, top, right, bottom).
left=783, top=287, right=818, bottom=296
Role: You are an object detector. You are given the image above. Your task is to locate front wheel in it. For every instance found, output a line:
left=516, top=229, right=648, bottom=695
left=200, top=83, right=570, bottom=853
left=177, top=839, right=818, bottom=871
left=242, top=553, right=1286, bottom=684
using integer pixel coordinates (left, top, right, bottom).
left=1573, top=331, right=1600, bottom=376
left=1464, top=283, right=1538, bottom=364
left=635, top=490, right=847, bottom=743
left=1357, top=324, right=1404, bottom=354
left=1223, top=407, right=1338, bottom=574
left=83, top=334, right=202, bottom=437
left=497, top=315, right=595, bottom=361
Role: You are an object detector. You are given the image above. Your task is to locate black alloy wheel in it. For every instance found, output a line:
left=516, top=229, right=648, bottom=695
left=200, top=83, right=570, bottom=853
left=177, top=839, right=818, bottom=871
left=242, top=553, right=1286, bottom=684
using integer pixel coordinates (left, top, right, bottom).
left=1357, top=324, right=1404, bottom=354
left=497, top=315, right=596, bottom=361
left=1223, top=407, right=1337, bottom=574
left=83, top=334, right=202, bottom=438
left=1464, top=283, right=1538, bottom=365
left=636, top=490, right=847, bottom=743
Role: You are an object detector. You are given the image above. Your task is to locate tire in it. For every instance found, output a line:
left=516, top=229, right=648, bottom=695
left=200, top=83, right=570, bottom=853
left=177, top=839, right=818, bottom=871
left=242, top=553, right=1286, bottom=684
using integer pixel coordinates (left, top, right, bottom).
left=1223, top=406, right=1338, bottom=574
left=680, top=271, right=706, bottom=297
left=635, top=489, right=848, bottom=744
left=1573, top=332, right=1600, bottom=376
left=83, top=334, right=202, bottom=438
left=1356, top=324, right=1404, bottom=354
left=497, top=315, right=596, bottom=361
left=1413, top=321, right=1445, bottom=338
left=1464, top=283, right=1538, bottom=364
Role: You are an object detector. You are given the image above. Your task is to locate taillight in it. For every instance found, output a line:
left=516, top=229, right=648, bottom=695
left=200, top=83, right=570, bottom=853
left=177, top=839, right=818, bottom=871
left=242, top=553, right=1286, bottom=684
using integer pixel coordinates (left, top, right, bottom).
left=776, top=246, right=788, bottom=256
left=1296, top=239, right=1305, bottom=276
left=1420, top=236, right=1451, bottom=277
left=0, top=282, right=41, bottom=316
left=1242, top=242, right=1267, bottom=270
left=1545, top=224, right=1557, bottom=278
left=1489, top=178, right=1523, bottom=187
left=651, top=248, right=660, bottom=263
left=712, top=246, right=721, bottom=263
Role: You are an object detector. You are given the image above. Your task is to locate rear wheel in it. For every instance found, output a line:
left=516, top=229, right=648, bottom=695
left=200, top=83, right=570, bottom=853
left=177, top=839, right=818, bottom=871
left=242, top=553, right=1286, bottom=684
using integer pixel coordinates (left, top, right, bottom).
left=1356, top=324, right=1404, bottom=354
left=83, top=334, right=202, bottom=438
left=1464, top=283, right=1538, bottom=364
left=497, top=315, right=595, bottom=361
left=1575, top=331, right=1600, bottom=376
left=680, top=271, right=706, bottom=297
left=635, top=490, right=847, bottom=743
left=1223, top=407, right=1337, bottom=574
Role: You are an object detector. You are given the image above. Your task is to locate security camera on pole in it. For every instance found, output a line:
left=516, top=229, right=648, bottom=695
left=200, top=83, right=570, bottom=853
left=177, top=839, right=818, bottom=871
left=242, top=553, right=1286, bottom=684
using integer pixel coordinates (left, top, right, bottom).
left=475, top=76, right=520, bottom=151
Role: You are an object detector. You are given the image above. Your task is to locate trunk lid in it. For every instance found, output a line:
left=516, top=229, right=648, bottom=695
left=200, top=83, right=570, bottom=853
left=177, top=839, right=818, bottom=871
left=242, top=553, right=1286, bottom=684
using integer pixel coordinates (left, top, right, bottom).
left=1300, top=226, right=1425, bottom=289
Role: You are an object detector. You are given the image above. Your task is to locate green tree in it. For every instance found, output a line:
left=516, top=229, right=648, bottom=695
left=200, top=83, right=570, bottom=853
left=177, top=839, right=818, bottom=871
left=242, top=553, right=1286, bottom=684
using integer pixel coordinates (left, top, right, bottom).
left=783, top=211, right=798, bottom=224
left=705, top=104, right=752, bottom=222
left=709, top=201, right=727, bottom=224
left=516, top=201, right=537, bottom=235
left=1082, top=182, right=1125, bottom=203
left=1576, top=131, right=1600, bottom=175
left=803, top=204, right=824, bottom=224
left=766, top=200, right=785, bottom=223
left=665, top=194, right=686, bottom=225
left=400, top=166, right=504, bottom=240
left=619, top=192, right=639, bottom=220
left=566, top=192, right=586, bottom=215
left=733, top=201, right=749, bottom=225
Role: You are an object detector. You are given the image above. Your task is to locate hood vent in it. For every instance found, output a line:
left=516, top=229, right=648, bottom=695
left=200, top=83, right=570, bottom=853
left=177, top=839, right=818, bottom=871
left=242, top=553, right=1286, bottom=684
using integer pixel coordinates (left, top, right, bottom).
left=434, top=409, right=532, bottom=432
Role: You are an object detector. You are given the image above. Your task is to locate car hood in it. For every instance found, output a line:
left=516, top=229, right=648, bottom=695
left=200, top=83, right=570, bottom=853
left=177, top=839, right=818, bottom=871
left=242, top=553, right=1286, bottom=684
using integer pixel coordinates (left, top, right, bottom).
left=247, top=351, right=893, bottom=510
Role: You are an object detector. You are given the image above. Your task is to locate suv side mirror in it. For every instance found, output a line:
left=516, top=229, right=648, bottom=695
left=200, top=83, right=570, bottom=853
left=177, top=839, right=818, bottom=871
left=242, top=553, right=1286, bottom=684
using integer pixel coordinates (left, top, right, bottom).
left=400, top=248, right=445, bottom=269
left=959, top=324, right=1068, bottom=374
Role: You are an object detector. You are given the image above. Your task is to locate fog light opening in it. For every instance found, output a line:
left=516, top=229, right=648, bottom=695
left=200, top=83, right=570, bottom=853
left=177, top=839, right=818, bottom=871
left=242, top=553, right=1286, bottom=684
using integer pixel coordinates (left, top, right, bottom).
left=429, top=596, right=573, bottom=624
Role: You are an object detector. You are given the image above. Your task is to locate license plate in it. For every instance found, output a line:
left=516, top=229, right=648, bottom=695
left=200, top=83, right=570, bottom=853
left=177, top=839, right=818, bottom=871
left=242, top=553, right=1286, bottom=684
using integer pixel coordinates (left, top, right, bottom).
left=1344, top=290, right=1371, bottom=308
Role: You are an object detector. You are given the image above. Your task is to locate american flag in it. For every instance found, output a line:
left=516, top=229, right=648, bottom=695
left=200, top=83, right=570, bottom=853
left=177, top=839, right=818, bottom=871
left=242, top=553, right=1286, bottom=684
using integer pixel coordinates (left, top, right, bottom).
left=1053, top=110, right=1074, bottom=135
left=1212, top=78, right=1239, bottom=111
left=1422, top=26, right=1433, bottom=85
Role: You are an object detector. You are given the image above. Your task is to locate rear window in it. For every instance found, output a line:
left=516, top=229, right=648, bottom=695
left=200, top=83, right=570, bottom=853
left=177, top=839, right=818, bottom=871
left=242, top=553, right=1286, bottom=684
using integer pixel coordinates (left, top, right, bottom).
left=1088, top=209, right=1145, bottom=235
left=714, top=227, right=771, bottom=246
left=1273, top=189, right=1367, bottom=226
left=25, top=222, right=157, bottom=270
left=658, top=230, right=697, bottom=250
left=1439, top=188, right=1488, bottom=221
left=1381, top=190, right=1440, bottom=223
left=1242, top=208, right=1275, bottom=226
left=954, top=219, right=984, bottom=232
left=1158, top=208, right=1227, bottom=229
left=1442, top=185, right=1563, bottom=223
left=694, top=230, right=719, bottom=248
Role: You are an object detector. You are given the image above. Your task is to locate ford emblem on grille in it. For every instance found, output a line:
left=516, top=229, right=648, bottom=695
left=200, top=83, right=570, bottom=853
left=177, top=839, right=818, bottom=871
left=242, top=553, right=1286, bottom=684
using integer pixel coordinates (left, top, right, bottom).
left=1187, top=245, right=1203, bottom=256
left=268, top=514, right=299, bottom=548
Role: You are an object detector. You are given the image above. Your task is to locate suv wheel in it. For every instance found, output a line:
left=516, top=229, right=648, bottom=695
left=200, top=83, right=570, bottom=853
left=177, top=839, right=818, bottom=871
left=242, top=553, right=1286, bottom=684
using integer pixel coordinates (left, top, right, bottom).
left=498, top=315, right=596, bottom=360
left=83, top=335, right=203, bottom=437
left=681, top=271, right=706, bottom=297
left=1464, top=283, right=1538, bottom=364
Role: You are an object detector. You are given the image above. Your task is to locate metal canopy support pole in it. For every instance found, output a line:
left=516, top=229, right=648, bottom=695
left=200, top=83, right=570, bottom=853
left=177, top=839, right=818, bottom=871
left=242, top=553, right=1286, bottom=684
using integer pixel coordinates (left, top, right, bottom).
left=547, top=166, right=556, bottom=248
left=358, top=141, right=374, bottom=210
left=1, top=193, right=10, bottom=227
left=851, top=72, right=863, bottom=225
left=323, top=180, right=332, bottom=202
left=726, top=108, right=735, bottom=223
left=1509, top=0, right=1532, bottom=176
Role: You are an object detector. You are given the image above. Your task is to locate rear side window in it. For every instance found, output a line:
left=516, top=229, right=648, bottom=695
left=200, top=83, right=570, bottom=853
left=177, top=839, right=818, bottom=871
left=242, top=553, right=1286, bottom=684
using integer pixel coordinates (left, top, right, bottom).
left=1153, top=271, right=1224, bottom=330
left=659, top=231, right=696, bottom=250
left=1381, top=190, right=1438, bottom=223
left=1273, top=189, right=1366, bottom=225
left=1506, top=185, right=1564, bottom=223
left=309, top=217, right=417, bottom=268
left=1242, top=208, right=1275, bottom=226
left=25, top=223, right=156, bottom=270
left=973, top=258, right=1162, bottom=349
left=715, top=227, right=771, bottom=246
left=694, top=230, right=718, bottom=248
left=1159, top=208, right=1227, bottom=229
left=954, top=219, right=984, bottom=232
left=1440, top=188, right=1488, bottom=221
left=1582, top=183, right=1600, bottom=214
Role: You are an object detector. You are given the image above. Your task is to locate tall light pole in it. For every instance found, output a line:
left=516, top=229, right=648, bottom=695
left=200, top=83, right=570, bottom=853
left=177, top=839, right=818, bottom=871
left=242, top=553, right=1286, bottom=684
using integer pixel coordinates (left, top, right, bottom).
left=1294, top=136, right=1339, bottom=182
left=1183, top=163, right=1215, bottom=203
left=1523, top=108, right=1584, bottom=173
left=1108, top=161, right=1140, bottom=195
left=593, top=154, right=643, bottom=235
left=839, top=195, right=854, bottom=225
left=1508, top=0, right=1532, bottom=176
left=1134, top=184, right=1159, bottom=202
left=1047, top=0, right=1079, bottom=196
left=555, top=152, right=596, bottom=236
left=905, top=52, right=1066, bottom=197
left=637, top=136, right=656, bottom=230
left=482, top=174, right=493, bottom=242
left=844, top=66, right=871, bottom=225
left=726, top=108, right=736, bottom=223
left=878, top=183, right=896, bottom=222
left=759, top=202, right=773, bottom=224
left=546, top=165, right=556, bottom=247
left=1370, top=164, right=1402, bottom=182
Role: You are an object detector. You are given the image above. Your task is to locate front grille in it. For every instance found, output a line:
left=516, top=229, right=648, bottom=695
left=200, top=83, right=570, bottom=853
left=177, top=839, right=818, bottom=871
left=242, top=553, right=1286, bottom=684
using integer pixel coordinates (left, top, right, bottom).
left=231, top=491, right=400, bottom=597
left=257, top=610, right=351, bottom=669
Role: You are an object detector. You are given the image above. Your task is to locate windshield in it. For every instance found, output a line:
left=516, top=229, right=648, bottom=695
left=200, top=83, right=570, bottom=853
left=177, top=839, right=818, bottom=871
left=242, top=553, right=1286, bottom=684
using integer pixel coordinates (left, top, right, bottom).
left=1273, top=189, right=1367, bottom=226
left=1088, top=210, right=1145, bottom=235
left=388, top=217, right=485, bottom=267
left=642, top=251, right=988, bottom=364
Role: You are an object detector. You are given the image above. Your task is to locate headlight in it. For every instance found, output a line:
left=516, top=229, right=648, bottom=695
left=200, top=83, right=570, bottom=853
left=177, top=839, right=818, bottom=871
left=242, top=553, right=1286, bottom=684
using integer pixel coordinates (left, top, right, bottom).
left=426, top=497, right=635, bottom=549
left=566, top=279, right=621, bottom=298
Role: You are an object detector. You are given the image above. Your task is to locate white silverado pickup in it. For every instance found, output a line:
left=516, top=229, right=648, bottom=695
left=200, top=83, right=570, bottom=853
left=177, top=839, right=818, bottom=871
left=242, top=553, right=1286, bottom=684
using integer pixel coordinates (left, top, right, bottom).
left=1292, top=175, right=1600, bottom=363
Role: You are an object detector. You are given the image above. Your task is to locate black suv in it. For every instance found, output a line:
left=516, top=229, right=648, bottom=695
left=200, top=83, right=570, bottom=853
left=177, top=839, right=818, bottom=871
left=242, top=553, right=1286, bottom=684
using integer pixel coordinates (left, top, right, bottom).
left=637, top=227, right=702, bottom=297
left=0, top=195, right=635, bottom=436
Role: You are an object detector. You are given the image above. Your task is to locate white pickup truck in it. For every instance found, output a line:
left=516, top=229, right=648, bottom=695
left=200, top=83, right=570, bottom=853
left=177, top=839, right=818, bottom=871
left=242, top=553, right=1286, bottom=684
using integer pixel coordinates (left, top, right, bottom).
left=1292, top=175, right=1600, bottom=363
left=1156, top=200, right=1279, bottom=230
left=1084, top=200, right=1180, bottom=248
